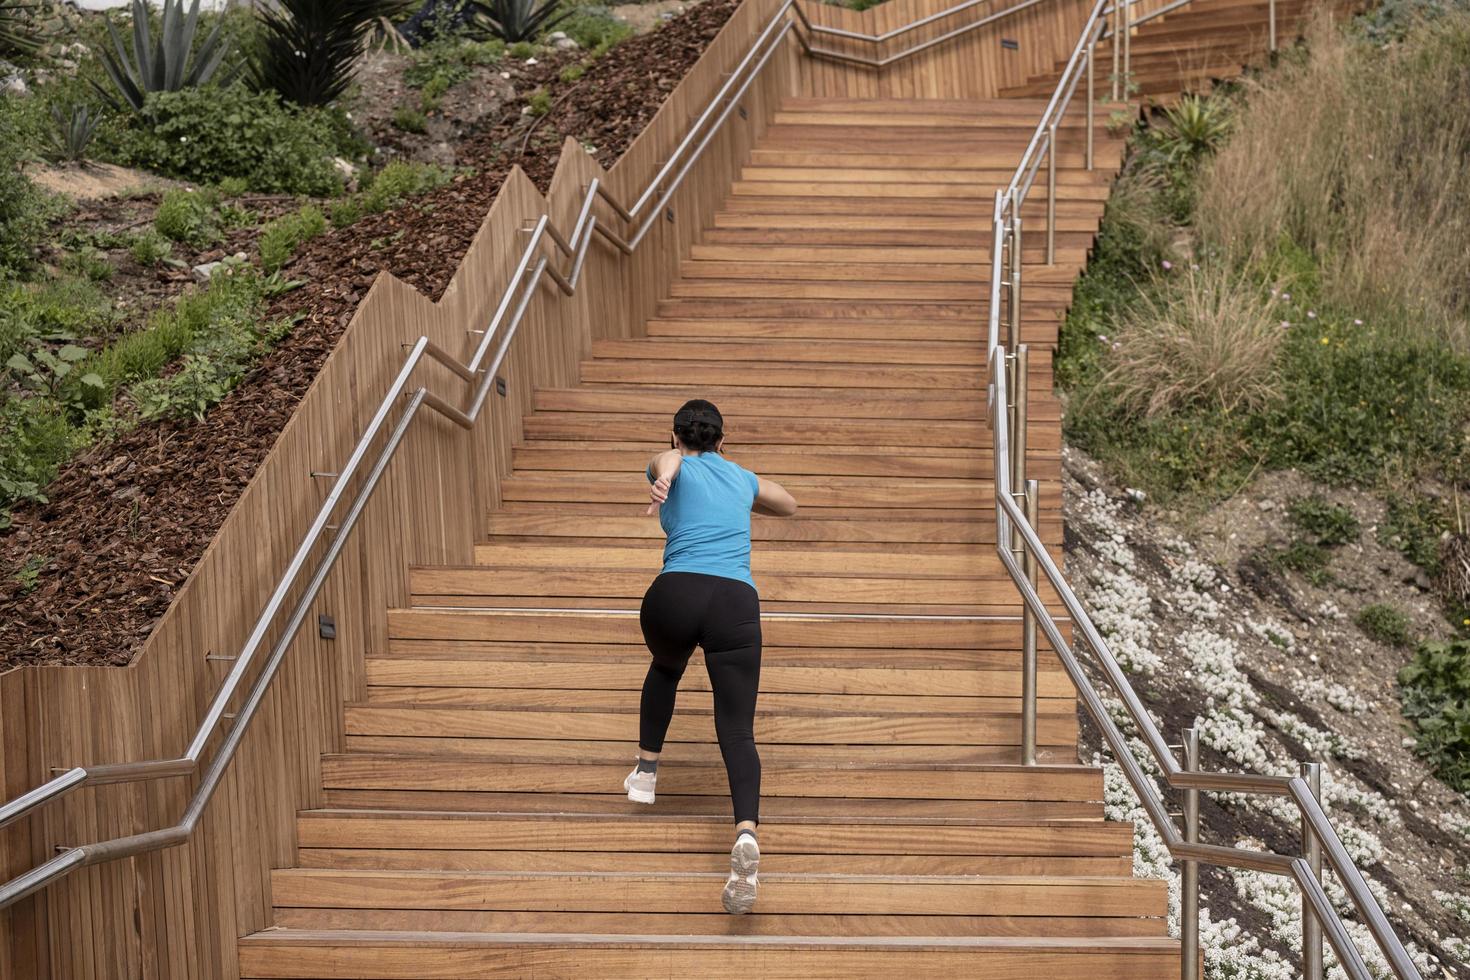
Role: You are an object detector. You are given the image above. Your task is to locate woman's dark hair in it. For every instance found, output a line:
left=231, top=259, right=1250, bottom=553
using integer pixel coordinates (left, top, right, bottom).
left=673, top=399, right=723, bottom=452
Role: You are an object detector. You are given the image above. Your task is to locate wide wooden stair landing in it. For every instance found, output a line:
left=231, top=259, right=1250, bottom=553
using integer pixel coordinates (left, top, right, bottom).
left=237, top=98, right=1180, bottom=978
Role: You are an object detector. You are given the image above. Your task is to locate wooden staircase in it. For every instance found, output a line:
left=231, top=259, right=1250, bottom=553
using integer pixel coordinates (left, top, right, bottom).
left=1000, top=0, right=1350, bottom=101
left=234, top=97, right=1181, bottom=978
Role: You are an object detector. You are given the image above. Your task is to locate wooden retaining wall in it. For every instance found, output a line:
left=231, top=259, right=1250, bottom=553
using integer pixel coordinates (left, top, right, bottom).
left=0, top=0, right=1093, bottom=975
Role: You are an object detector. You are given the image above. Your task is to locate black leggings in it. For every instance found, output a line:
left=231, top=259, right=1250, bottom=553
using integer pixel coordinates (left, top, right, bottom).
left=638, top=571, right=762, bottom=825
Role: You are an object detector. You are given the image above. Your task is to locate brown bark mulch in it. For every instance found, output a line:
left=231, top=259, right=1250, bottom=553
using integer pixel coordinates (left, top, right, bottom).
left=0, top=0, right=739, bottom=670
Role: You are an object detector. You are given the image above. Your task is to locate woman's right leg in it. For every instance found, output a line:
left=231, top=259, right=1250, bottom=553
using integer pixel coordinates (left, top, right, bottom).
left=636, top=573, right=706, bottom=754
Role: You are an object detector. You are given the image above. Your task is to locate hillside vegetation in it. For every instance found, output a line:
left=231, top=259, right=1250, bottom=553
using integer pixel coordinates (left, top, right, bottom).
left=1056, top=6, right=1470, bottom=976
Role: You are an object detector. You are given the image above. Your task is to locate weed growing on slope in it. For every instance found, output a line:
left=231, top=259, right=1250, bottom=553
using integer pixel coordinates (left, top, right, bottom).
left=1398, top=638, right=1470, bottom=793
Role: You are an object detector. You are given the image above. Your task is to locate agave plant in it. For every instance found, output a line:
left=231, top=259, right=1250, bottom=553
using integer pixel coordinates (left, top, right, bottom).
left=1154, top=94, right=1231, bottom=163
left=251, top=0, right=410, bottom=107
left=470, top=0, right=570, bottom=44
left=0, top=0, right=44, bottom=59
left=92, top=0, right=237, bottom=113
left=47, top=104, right=103, bottom=163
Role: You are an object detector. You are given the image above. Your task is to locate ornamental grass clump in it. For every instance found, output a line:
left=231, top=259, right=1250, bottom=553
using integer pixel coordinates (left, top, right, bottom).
left=1093, top=263, right=1283, bottom=418
left=1195, top=12, right=1470, bottom=354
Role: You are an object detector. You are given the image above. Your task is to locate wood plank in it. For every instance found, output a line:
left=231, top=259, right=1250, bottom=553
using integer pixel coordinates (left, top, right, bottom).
left=239, top=933, right=1181, bottom=980
left=266, top=869, right=1167, bottom=916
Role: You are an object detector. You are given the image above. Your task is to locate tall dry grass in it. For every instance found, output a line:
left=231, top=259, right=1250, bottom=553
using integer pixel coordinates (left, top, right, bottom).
left=1094, top=263, right=1283, bottom=417
left=1194, top=11, right=1470, bottom=352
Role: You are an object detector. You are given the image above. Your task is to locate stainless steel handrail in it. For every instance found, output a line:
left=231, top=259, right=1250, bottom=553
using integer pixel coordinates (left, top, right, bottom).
left=985, top=2, right=1421, bottom=976
left=0, top=0, right=799, bottom=913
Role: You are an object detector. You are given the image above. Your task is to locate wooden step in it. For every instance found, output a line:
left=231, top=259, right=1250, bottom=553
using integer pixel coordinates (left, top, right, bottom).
left=320, top=757, right=1099, bottom=801
left=239, top=931, right=1182, bottom=979
left=383, top=610, right=1057, bottom=652
left=266, top=868, right=1165, bottom=917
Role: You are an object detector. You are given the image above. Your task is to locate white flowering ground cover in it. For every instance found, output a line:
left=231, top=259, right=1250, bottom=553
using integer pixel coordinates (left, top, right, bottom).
left=1061, top=447, right=1469, bottom=978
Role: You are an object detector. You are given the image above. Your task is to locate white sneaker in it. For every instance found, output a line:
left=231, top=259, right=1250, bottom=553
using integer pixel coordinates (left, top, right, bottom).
left=623, top=765, right=656, bottom=804
left=721, top=833, right=759, bottom=914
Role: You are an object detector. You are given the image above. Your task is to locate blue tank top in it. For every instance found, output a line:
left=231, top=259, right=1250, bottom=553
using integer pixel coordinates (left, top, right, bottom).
left=647, top=452, right=760, bottom=590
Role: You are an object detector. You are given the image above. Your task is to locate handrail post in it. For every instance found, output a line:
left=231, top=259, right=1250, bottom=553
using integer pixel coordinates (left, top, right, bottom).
left=1021, top=477, right=1040, bottom=764
left=1045, top=123, right=1058, bottom=266
left=1009, top=218, right=1024, bottom=350
left=1182, top=727, right=1201, bottom=980
left=1121, top=0, right=1131, bottom=98
left=1302, top=761, right=1324, bottom=978
left=1110, top=1, right=1120, bottom=101
left=1269, top=0, right=1277, bottom=52
left=1085, top=44, right=1095, bottom=171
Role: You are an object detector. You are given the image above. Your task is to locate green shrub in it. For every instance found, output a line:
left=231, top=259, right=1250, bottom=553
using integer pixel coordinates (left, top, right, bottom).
left=0, top=278, right=115, bottom=371
left=0, top=96, right=62, bottom=275
left=526, top=88, right=550, bottom=116
left=507, top=40, right=535, bottom=58
left=61, top=246, right=114, bottom=283
left=0, top=395, right=81, bottom=513
left=109, top=86, right=345, bottom=196
left=1381, top=493, right=1452, bottom=576
left=1268, top=539, right=1332, bottom=586
left=559, top=63, right=584, bottom=83
left=360, top=160, right=451, bottom=211
left=392, top=105, right=428, bottom=133
left=1355, top=603, right=1413, bottom=647
left=1397, top=638, right=1470, bottom=793
left=215, top=176, right=250, bottom=198
left=404, top=37, right=504, bottom=90
left=153, top=189, right=219, bottom=246
left=557, top=5, right=631, bottom=53
left=84, top=268, right=264, bottom=400
left=1288, top=495, right=1360, bottom=546
left=128, top=229, right=173, bottom=266
left=258, top=204, right=327, bottom=272
left=329, top=197, right=363, bottom=228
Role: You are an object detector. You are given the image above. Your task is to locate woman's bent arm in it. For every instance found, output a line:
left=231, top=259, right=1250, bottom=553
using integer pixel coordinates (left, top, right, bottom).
left=753, top=475, right=797, bottom=517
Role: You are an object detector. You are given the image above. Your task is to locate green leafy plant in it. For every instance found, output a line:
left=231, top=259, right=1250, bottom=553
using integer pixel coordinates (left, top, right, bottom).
left=506, top=40, right=536, bottom=58
left=0, top=395, right=78, bottom=513
left=403, top=36, right=503, bottom=90
left=6, top=342, right=102, bottom=402
left=153, top=188, right=218, bottom=246
left=1398, top=638, right=1470, bottom=793
left=330, top=159, right=450, bottom=227
left=214, top=175, right=249, bottom=198
left=558, top=5, right=631, bottom=53
left=258, top=204, right=326, bottom=272
left=0, top=99, right=61, bottom=275
left=11, top=553, right=46, bottom=593
left=128, top=229, right=172, bottom=266
left=1355, top=603, right=1413, bottom=647
left=109, top=86, right=346, bottom=196
left=392, top=104, right=428, bottom=132
left=251, top=0, right=409, bottom=107
left=46, top=104, right=103, bottom=163
left=60, top=246, right=113, bottom=283
left=526, top=88, right=550, bottom=116
left=559, top=63, right=584, bottom=82
left=471, top=0, right=568, bottom=43
left=1267, top=538, right=1332, bottom=586
left=1288, top=494, right=1360, bottom=546
left=92, top=0, right=238, bottom=112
